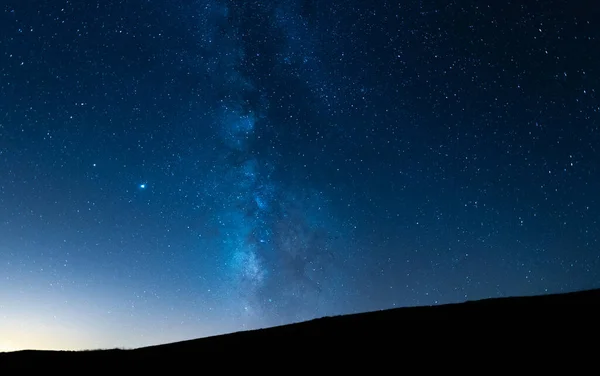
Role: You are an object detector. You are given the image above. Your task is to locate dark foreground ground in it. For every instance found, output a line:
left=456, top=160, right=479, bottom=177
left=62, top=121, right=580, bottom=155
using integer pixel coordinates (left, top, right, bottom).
left=2, top=289, right=599, bottom=370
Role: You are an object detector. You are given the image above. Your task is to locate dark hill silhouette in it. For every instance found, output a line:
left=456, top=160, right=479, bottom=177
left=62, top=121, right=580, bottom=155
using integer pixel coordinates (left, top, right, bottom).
left=2, top=288, right=599, bottom=371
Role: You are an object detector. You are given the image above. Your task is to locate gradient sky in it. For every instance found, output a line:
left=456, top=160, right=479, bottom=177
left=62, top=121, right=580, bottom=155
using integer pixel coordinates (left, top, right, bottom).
left=1, top=0, right=599, bottom=351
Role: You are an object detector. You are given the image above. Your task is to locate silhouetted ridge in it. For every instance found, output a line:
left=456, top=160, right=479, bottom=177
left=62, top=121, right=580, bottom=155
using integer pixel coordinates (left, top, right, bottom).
left=2, top=288, right=599, bottom=370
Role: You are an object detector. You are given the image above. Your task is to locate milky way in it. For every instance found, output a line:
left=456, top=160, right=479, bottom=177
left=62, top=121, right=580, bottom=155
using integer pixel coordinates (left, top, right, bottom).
left=175, top=0, right=352, bottom=326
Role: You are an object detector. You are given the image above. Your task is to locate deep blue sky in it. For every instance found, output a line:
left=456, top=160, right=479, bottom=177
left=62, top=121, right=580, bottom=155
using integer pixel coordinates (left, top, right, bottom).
left=1, top=0, right=599, bottom=350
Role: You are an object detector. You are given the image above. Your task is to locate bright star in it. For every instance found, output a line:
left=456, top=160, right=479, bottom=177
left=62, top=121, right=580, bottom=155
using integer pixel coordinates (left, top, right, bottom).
left=139, top=184, right=146, bottom=189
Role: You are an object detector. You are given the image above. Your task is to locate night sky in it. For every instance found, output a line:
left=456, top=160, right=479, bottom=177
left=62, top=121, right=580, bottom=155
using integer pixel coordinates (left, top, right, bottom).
left=1, top=0, right=599, bottom=351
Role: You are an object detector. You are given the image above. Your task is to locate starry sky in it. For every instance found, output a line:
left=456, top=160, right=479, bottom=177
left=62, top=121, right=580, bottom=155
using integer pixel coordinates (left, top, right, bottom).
left=1, top=0, right=599, bottom=351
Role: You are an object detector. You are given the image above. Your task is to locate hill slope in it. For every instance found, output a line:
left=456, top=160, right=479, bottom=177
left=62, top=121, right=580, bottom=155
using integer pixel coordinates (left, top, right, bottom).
left=2, top=288, right=599, bottom=370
